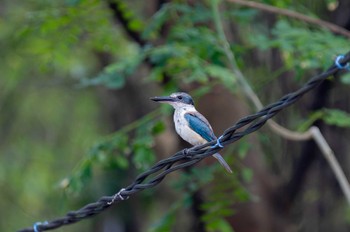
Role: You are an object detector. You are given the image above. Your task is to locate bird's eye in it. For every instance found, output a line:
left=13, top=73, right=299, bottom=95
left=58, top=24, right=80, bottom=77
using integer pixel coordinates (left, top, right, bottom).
left=177, top=96, right=183, bottom=100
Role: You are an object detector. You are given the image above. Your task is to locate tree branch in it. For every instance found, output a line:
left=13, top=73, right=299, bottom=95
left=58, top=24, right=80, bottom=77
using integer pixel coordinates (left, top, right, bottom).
left=107, top=0, right=146, bottom=46
left=227, top=0, right=350, bottom=39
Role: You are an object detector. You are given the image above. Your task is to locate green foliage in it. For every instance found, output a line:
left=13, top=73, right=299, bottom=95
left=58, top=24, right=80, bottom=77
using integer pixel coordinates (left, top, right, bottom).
left=300, top=108, right=350, bottom=131
left=149, top=197, right=184, bottom=232
left=202, top=171, right=249, bottom=232
left=151, top=138, right=251, bottom=231
left=207, top=218, right=235, bottom=232
left=81, top=1, right=258, bottom=91
left=172, top=166, right=216, bottom=192
left=138, top=2, right=238, bottom=90
left=149, top=166, right=216, bottom=231
left=143, top=3, right=213, bottom=39
left=80, top=50, right=146, bottom=88
left=146, top=41, right=236, bottom=88
left=60, top=110, right=163, bottom=194
left=250, top=19, right=350, bottom=72
left=321, top=109, right=350, bottom=128
left=132, top=124, right=157, bottom=170
left=114, top=0, right=145, bottom=32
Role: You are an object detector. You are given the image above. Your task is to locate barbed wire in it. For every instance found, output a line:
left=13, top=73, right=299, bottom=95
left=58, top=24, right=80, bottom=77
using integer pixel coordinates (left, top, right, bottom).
left=18, top=53, right=350, bottom=232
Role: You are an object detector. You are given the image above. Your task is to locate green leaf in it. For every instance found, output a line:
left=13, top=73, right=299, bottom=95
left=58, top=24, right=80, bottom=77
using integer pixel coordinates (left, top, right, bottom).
left=133, top=146, right=155, bottom=169
left=116, top=0, right=145, bottom=32
left=114, top=154, right=129, bottom=169
left=105, top=74, right=125, bottom=89
left=151, top=121, right=165, bottom=135
left=65, top=0, right=82, bottom=6
left=207, top=218, right=234, bottom=232
left=80, top=51, right=145, bottom=89
left=149, top=67, right=165, bottom=82
left=131, top=123, right=157, bottom=169
left=233, top=187, right=250, bottom=201
left=300, top=108, right=350, bottom=130
left=322, top=109, right=350, bottom=128
left=64, top=159, right=93, bottom=194
left=111, top=133, right=129, bottom=152
left=298, top=111, right=324, bottom=132
left=205, top=64, right=236, bottom=88
left=250, top=19, right=350, bottom=71
left=142, top=3, right=171, bottom=39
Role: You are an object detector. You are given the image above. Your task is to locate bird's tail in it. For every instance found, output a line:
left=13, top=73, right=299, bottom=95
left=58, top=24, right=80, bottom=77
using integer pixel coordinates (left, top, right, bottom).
left=213, top=153, right=232, bottom=173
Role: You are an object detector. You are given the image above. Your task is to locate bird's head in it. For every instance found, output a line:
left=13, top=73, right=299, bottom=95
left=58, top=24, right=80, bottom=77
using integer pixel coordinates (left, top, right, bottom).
left=150, top=92, right=194, bottom=109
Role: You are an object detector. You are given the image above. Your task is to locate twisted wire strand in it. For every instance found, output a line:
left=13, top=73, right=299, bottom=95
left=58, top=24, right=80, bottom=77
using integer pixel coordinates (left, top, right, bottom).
left=18, top=53, right=350, bottom=232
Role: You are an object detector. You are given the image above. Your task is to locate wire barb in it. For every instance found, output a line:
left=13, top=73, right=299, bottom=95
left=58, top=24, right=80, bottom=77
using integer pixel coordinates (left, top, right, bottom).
left=107, top=188, right=128, bottom=205
left=335, top=55, right=350, bottom=70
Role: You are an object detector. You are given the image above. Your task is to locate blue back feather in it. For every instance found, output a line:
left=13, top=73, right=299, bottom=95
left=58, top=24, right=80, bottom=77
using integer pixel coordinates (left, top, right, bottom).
left=184, top=113, right=216, bottom=142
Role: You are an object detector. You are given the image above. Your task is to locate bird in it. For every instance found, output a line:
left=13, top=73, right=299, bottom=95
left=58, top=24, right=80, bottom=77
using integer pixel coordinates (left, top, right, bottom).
left=150, top=92, right=232, bottom=173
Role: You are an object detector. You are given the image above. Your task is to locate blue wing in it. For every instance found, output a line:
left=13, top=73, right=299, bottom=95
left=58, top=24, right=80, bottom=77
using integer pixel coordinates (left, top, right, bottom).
left=184, top=112, right=216, bottom=142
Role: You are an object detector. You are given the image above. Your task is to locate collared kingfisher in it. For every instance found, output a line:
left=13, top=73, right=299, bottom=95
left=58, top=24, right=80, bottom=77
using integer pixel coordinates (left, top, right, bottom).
left=151, top=92, right=232, bottom=173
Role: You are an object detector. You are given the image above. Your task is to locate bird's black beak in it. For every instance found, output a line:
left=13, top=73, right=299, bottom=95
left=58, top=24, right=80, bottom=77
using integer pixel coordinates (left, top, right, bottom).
left=150, top=96, right=174, bottom=103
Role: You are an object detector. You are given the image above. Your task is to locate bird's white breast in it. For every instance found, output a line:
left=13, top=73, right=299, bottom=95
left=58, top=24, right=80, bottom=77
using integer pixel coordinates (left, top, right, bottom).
left=173, top=107, right=207, bottom=146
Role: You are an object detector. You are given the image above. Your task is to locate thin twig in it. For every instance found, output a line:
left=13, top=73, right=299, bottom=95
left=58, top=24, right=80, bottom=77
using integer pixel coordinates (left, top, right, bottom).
left=267, top=120, right=312, bottom=141
left=310, top=127, right=350, bottom=204
left=227, top=0, right=350, bottom=39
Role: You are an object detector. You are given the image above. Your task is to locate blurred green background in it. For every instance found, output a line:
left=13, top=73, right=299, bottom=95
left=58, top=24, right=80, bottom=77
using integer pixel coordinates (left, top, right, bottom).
left=2, top=0, right=350, bottom=231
